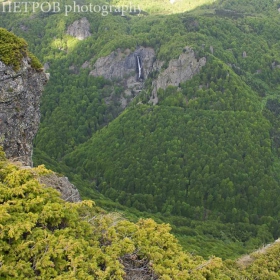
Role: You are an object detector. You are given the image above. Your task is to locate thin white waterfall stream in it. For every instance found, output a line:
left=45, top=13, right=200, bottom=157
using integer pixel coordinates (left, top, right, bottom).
left=137, top=56, right=142, bottom=79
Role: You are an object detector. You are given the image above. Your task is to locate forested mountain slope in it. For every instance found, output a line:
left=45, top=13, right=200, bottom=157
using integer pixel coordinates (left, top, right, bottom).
left=2, top=0, right=280, bottom=259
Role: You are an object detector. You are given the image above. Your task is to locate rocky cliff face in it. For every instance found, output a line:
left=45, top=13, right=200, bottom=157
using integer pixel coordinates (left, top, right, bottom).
left=0, top=29, right=81, bottom=202
left=90, top=47, right=156, bottom=107
left=150, top=46, right=206, bottom=105
left=88, top=46, right=206, bottom=106
left=66, top=17, right=91, bottom=40
left=0, top=56, right=47, bottom=166
left=90, top=47, right=155, bottom=81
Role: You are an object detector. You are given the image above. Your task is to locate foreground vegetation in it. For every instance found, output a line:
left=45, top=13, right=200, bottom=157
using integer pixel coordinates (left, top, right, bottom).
left=2, top=151, right=280, bottom=279
left=0, top=151, right=223, bottom=279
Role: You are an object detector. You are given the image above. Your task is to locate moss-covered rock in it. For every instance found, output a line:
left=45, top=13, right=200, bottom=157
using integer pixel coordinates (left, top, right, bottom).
left=0, top=28, right=42, bottom=70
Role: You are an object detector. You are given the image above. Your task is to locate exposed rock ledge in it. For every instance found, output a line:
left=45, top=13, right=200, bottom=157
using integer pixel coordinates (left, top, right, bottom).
left=13, top=162, right=81, bottom=203
left=90, top=47, right=155, bottom=80
left=0, top=57, right=47, bottom=166
left=39, top=173, right=81, bottom=202
left=150, top=46, right=206, bottom=105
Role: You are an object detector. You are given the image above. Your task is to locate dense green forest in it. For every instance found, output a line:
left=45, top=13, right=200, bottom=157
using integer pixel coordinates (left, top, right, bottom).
left=2, top=0, right=280, bottom=260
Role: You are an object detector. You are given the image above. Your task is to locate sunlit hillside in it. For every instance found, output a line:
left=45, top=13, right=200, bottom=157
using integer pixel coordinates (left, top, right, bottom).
left=111, top=0, right=216, bottom=15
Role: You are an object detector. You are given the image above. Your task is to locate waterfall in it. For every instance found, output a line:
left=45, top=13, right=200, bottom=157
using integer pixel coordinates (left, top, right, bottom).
left=136, top=55, right=142, bottom=79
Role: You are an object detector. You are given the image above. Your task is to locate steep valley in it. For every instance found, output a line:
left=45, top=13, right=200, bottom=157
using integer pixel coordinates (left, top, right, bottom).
left=2, top=0, right=280, bottom=266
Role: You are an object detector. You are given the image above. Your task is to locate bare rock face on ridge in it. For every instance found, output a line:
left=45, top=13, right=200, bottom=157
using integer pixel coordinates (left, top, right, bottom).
left=90, top=47, right=156, bottom=106
left=88, top=46, right=206, bottom=106
left=15, top=162, right=81, bottom=203
left=0, top=57, right=47, bottom=166
left=150, top=46, right=206, bottom=105
left=66, top=17, right=91, bottom=40
left=90, top=47, right=156, bottom=80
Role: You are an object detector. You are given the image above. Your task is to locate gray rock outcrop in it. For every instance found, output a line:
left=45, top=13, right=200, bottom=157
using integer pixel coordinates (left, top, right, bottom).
left=90, top=47, right=156, bottom=106
left=0, top=57, right=47, bottom=166
left=89, top=46, right=206, bottom=106
left=15, top=162, right=81, bottom=203
left=90, top=47, right=155, bottom=80
left=150, top=47, right=206, bottom=105
left=43, top=62, right=50, bottom=71
left=39, top=174, right=81, bottom=202
left=66, top=17, right=91, bottom=40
